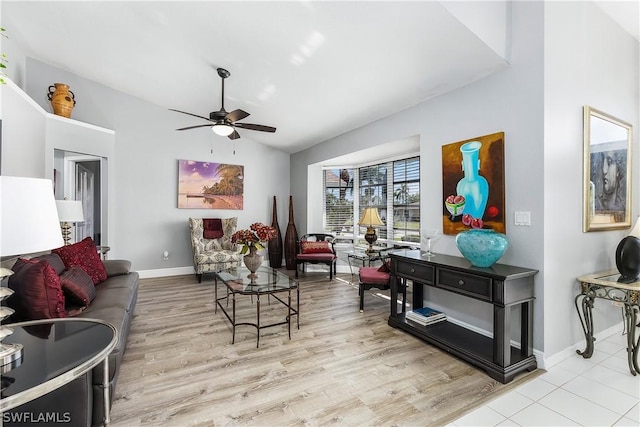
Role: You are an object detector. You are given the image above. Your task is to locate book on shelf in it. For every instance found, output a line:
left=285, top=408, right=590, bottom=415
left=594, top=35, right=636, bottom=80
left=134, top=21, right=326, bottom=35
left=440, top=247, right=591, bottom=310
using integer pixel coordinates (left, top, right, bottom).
left=405, top=306, right=446, bottom=326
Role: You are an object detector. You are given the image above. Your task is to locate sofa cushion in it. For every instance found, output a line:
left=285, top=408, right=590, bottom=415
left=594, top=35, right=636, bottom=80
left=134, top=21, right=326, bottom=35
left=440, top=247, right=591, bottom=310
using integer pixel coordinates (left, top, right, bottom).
left=8, top=259, right=67, bottom=320
left=301, top=241, right=332, bottom=254
left=196, top=249, right=241, bottom=264
left=53, top=237, right=107, bottom=284
left=103, top=259, right=132, bottom=277
left=85, top=274, right=139, bottom=314
left=60, top=266, right=96, bottom=307
left=11, top=254, right=66, bottom=276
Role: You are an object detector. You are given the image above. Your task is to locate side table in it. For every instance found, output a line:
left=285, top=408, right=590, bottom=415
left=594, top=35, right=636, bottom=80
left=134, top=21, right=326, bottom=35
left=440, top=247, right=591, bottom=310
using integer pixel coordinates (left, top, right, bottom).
left=0, top=318, right=117, bottom=425
left=576, top=270, right=640, bottom=375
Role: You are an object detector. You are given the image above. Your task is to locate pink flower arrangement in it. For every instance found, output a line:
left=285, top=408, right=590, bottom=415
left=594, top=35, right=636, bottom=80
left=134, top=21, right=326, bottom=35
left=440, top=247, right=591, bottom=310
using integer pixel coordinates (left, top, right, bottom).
left=231, top=222, right=277, bottom=254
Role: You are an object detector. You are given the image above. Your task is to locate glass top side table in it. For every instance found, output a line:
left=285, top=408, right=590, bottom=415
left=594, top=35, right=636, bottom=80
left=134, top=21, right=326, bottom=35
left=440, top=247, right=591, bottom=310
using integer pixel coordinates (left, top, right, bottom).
left=1, top=318, right=117, bottom=423
left=576, top=270, right=640, bottom=376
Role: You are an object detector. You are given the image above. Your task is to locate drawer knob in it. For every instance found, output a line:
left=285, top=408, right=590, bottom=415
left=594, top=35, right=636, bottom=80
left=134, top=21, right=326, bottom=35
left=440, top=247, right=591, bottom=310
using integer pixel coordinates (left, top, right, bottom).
left=458, top=280, right=465, bottom=286
left=410, top=268, right=415, bottom=273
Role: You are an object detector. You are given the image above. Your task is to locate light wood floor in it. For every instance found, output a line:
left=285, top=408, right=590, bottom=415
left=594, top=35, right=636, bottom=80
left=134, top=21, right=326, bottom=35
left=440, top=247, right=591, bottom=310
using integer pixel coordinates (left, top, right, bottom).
left=109, top=270, right=539, bottom=426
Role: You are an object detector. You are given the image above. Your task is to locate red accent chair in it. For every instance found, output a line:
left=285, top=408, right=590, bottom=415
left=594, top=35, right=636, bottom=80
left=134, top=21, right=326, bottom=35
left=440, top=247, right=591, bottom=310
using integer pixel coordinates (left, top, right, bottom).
left=295, top=234, right=337, bottom=280
left=358, top=264, right=391, bottom=312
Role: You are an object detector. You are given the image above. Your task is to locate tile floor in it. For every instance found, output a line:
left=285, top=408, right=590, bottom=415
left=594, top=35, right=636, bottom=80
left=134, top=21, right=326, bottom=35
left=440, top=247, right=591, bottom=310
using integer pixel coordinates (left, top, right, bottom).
left=449, top=332, right=640, bottom=426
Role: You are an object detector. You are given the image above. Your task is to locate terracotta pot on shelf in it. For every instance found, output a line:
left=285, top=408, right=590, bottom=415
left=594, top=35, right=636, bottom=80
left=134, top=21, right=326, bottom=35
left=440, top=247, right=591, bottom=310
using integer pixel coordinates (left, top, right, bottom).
left=47, top=83, right=76, bottom=118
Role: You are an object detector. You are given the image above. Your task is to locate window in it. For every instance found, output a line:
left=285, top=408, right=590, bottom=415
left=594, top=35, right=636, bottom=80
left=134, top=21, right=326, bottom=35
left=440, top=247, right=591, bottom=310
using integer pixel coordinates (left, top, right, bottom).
left=324, top=168, right=354, bottom=234
left=392, top=157, right=420, bottom=243
left=358, top=163, right=388, bottom=239
left=323, top=156, right=420, bottom=245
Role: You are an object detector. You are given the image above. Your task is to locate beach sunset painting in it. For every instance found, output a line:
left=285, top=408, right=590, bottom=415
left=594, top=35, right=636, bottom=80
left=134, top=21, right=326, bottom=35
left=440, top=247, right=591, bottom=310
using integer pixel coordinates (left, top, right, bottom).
left=178, top=160, right=244, bottom=209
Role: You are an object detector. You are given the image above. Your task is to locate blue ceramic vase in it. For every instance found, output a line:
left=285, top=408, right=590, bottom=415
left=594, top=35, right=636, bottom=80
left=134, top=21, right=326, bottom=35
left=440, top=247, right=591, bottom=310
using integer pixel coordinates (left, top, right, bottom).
left=455, top=229, right=509, bottom=268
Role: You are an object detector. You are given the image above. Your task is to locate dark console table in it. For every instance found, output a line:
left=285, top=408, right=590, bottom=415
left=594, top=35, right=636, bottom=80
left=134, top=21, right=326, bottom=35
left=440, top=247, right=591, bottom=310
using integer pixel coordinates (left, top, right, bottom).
left=388, top=249, right=538, bottom=383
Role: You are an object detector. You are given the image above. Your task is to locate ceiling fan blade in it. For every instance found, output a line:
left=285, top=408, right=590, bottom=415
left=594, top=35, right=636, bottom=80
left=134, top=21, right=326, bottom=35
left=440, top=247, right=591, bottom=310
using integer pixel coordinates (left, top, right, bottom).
left=233, top=122, right=276, bottom=133
left=228, top=130, right=241, bottom=140
left=169, top=109, right=212, bottom=122
left=225, top=109, right=250, bottom=123
left=176, top=124, right=212, bottom=131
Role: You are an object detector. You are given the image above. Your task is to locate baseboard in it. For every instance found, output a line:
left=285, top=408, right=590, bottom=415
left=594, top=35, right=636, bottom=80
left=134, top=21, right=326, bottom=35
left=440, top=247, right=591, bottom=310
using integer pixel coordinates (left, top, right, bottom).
left=541, top=321, right=625, bottom=370
left=137, top=266, right=194, bottom=279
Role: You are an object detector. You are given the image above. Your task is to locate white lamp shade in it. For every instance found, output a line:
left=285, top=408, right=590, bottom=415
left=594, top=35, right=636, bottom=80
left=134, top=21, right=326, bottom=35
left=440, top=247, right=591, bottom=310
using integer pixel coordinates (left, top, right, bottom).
left=1, top=176, right=64, bottom=256
left=359, top=207, right=384, bottom=227
left=56, top=200, right=84, bottom=222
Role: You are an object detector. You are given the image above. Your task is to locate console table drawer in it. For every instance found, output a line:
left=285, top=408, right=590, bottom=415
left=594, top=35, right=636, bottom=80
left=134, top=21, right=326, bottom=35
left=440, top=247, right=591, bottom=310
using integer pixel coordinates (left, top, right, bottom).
left=396, top=261, right=434, bottom=283
left=437, top=269, right=492, bottom=301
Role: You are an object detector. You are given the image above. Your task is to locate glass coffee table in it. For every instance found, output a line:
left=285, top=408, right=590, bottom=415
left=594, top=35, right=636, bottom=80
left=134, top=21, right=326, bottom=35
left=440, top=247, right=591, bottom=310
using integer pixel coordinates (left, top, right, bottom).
left=214, top=265, right=299, bottom=348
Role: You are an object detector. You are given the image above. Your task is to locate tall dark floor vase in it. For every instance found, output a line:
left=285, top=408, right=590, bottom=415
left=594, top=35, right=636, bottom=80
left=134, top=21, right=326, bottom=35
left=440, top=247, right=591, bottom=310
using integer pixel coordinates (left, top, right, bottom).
left=284, top=195, right=298, bottom=270
left=268, top=196, right=283, bottom=268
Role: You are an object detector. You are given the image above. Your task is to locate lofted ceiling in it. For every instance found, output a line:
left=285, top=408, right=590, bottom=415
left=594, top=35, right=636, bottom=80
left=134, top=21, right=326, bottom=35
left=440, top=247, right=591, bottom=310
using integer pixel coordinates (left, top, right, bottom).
left=2, top=1, right=637, bottom=154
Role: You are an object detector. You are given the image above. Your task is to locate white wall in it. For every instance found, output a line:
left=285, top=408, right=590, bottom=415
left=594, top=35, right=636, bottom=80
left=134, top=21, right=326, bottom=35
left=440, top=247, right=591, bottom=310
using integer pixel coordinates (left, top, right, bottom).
left=2, top=58, right=291, bottom=272
left=292, top=1, right=640, bottom=362
left=543, top=1, right=639, bottom=359
left=292, top=1, right=545, bottom=350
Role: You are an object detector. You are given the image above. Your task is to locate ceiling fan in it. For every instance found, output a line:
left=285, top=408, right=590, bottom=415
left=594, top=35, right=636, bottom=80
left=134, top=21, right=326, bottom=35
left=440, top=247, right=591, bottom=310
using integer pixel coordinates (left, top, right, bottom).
left=170, top=68, right=276, bottom=140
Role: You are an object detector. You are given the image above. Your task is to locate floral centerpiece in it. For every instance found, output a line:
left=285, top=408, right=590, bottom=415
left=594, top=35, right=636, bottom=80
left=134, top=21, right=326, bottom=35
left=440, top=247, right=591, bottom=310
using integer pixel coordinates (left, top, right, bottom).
left=231, top=222, right=277, bottom=255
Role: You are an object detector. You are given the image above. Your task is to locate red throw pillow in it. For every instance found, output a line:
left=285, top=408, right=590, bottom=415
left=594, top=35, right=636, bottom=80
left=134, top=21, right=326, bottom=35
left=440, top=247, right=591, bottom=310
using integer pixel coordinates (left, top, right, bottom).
left=60, top=266, right=96, bottom=308
left=377, top=260, right=392, bottom=273
left=301, top=241, right=332, bottom=254
left=7, top=259, right=66, bottom=320
left=53, top=237, right=107, bottom=284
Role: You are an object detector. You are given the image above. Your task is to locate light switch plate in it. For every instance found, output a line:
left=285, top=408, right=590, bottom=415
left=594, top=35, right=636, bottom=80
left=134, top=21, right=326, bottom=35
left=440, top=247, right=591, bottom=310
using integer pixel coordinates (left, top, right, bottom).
left=515, top=211, right=531, bottom=226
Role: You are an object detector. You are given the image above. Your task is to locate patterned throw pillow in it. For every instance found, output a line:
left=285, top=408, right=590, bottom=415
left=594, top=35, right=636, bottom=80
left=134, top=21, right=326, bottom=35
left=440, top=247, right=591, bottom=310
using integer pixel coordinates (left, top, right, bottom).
left=7, top=259, right=66, bottom=320
left=52, top=237, right=107, bottom=284
left=60, top=266, right=96, bottom=308
left=301, top=241, right=332, bottom=254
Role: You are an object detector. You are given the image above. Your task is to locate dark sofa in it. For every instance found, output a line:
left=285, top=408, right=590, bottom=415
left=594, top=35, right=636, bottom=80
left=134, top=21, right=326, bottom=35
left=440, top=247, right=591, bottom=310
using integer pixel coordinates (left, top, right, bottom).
left=5, top=258, right=139, bottom=427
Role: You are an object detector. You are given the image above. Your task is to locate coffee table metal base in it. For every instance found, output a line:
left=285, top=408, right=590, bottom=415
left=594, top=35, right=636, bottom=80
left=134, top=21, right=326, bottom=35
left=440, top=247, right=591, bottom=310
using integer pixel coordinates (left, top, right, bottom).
left=214, top=276, right=299, bottom=348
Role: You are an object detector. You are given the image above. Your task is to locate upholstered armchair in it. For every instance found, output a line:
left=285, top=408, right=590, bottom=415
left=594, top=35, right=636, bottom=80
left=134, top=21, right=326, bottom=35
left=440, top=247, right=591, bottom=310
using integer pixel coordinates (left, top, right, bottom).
left=189, top=217, right=241, bottom=282
left=295, top=233, right=337, bottom=280
left=358, top=261, right=391, bottom=312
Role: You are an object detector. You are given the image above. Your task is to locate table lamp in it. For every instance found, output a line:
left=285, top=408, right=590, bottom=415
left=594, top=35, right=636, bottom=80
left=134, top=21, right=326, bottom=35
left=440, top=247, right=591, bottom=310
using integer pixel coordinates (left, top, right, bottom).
left=359, top=207, right=384, bottom=253
left=0, top=176, right=64, bottom=367
left=615, top=215, right=640, bottom=281
left=55, top=200, right=84, bottom=245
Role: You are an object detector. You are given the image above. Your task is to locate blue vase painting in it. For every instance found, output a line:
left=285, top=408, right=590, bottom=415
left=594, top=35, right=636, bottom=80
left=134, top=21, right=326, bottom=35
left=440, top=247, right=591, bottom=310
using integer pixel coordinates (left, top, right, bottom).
left=441, top=132, right=506, bottom=235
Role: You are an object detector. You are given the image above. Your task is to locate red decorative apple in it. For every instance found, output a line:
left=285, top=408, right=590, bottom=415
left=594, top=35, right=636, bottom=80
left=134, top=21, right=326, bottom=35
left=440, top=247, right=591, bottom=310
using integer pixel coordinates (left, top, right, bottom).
left=487, top=206, right=499, bottom=218
left=462, top=214, right=472, bottom=226
left=471, top=217, right=484, bottom=229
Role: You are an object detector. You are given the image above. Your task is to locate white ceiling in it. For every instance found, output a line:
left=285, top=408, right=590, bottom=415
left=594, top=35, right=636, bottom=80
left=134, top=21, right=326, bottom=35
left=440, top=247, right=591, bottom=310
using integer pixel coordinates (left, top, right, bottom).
left=2, top=1, right=637, bottom=154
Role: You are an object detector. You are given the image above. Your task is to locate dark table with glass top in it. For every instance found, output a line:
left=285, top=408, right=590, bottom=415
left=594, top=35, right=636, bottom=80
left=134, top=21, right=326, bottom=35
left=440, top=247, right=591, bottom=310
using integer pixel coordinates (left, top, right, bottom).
left=0, top=318, right=117, bottom=424
left=576, top=270, right=640, bottom=375
left=214, top=265, right=299, bottom=348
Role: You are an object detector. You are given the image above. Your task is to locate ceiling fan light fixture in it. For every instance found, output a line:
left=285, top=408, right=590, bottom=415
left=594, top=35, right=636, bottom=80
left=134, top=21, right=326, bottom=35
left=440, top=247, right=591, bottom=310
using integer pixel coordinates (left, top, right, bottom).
left=212, top=123, right=234, bottom=136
